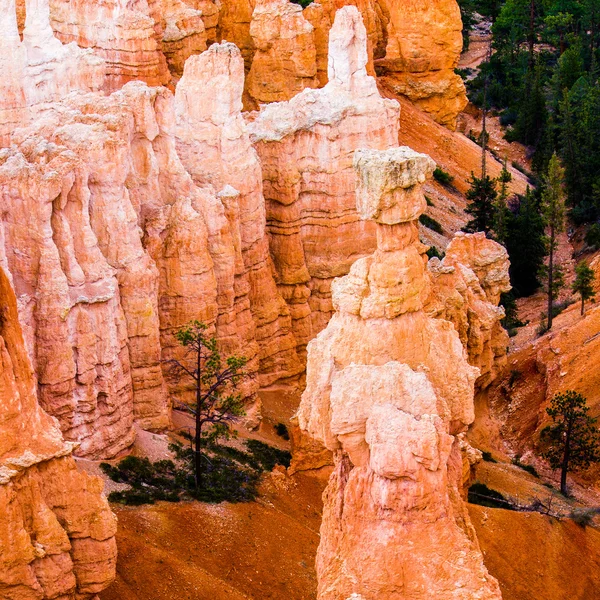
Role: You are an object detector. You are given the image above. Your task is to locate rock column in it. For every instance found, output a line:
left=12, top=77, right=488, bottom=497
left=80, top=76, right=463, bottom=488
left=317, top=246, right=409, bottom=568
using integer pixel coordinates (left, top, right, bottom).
left=297, top=147, right=502, bottom=599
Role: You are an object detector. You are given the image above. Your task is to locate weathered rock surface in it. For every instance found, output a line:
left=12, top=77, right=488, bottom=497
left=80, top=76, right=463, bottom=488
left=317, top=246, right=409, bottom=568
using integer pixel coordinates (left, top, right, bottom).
left=296, top=146, right=502, bottom=599
left=0, top=265, right=117, bottom=599
left=48, top=0, right=171, bottom=91
left=375, top=0, right=468, bottom=129
left=426, top=232, right=512, bottom=388
left=0, top=0, right=105, bottom=141
left=247, top=0, right=318, bottom=104
left=175, top=42, right=303, bottom=390
left=247, top=6, right=400, bottom=360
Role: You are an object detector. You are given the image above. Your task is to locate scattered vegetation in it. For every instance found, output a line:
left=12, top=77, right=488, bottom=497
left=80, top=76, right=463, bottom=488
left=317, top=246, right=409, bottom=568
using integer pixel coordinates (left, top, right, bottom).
left=541, top=390, right=600, bottom=495
left=482, top=451, right=498, bottom=463
left=425, top=195, right=435, bottom=207
left=468, top=482, right=516, bottom=510
left=101, top=438, right=291, bottom=506
left=570, top=508, right=600, bottom=528
left=419, top=214, right=444, bottom=234
left=290, top=0, right=312, bottom=7
left=426, top=245, right=446, bottom=260
left=572, top=261, right=596, bottom=316
left=512, top=456, right=539, bottom=478
left=274, top=422, right=290, bottom=441
left=433, top=167, right=455, bottom=186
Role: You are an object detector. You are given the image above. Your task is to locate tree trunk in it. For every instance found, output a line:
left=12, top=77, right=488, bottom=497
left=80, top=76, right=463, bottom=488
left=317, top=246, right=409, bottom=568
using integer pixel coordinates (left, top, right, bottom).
left=528, top=0, right=536, bottom=69
left=194, top=347, right=202, bottom=488
left=582, top=296, right=585, bottom=316
left=548, top=224, right=554, bottom=330
left=561, top=420, right=573, bottom=496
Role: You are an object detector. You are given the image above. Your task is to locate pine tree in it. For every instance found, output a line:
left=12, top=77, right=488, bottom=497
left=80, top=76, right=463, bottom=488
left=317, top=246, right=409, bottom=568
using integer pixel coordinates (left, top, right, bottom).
left=167, top=321, right=248, bottom=487
left=504, top=187, right=548, bottom=296
left=463, top=173, right=498, bottom=235
left=542, top=390, right=600, bottom=495
left=494, top=159, right=513, bottom=243
left=541, top=153, right=566, bottom=330
left=572, top=261, right=596, bottom=315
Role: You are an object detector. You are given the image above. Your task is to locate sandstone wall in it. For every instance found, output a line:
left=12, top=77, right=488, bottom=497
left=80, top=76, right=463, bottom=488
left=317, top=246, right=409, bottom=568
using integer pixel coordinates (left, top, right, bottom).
left=0, top=266, right=117, bottom=599
left=247, top=6, right=399, bottom=361
left=296, top=146, right=502, bottom=599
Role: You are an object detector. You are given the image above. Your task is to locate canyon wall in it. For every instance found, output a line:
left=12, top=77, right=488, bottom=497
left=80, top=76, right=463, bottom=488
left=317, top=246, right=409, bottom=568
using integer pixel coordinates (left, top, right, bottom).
left=247, top=6, right=399, bottom=360
left=296, top=146, right=502, bottom=599
left=0, top=266, right=117, bottom=599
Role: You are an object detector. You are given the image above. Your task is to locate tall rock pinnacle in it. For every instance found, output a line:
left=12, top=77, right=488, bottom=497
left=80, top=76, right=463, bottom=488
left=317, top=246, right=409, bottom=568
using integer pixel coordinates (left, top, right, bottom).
left=297, top=146, right=503, bottom=600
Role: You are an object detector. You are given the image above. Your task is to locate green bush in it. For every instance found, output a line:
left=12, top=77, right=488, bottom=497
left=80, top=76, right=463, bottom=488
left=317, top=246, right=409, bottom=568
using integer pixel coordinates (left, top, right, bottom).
left=468, top=482, right=515, bottom=510
left=481, top=451, right=497, bottom=463
left=419, top=214, right=444, bottom=235
left=512, top=456, right=539, bottom=478
left=101, top=438, right=291, bottom=506
left=425, top=196, right=435, bottom=207
left=426, top=245, right=445, bottom=260
left=290, top=0, right=312, bottom=6
left=433, top=167, right=454, bottom=186
left=275, top=422, right=290, bottom=440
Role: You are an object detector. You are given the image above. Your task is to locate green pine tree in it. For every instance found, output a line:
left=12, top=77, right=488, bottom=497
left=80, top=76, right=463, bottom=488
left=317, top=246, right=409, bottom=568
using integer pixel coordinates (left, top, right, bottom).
left=572, top=261, right=596, bottom=315
left=463, top=173, right=498, bottom=235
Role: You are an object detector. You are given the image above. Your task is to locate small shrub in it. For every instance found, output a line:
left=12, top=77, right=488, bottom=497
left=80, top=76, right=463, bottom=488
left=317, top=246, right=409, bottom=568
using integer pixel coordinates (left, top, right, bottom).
left=468, top=482, right=515, bottom=510
left=512, top=456, right=539, bottom=478
left=425, top=195, right=435, bottom=207
left=245, top=439, right=291, bottom=471
left=508, top=369, right=522, bottom=387
left=419, top=214, right=444, bottom=235
left=274, top=422, right=290, bottom=440
left=536, top=314, right=550, bottom=337
left=290, top=0, right=312, bottom=7
left=433, top=167, right=454, bottom=186
left=101, top=438, right=291, bottom=506
left=499, top=109, right=518, bottom=127
left=426, top=245, right=445, bottom=260
left=570, top=508, right=600, bottom=528
left=481, top=451, right=497, bottom=463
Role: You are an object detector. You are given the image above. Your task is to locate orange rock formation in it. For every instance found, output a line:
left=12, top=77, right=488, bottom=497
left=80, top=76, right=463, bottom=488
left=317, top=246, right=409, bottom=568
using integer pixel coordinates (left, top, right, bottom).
left=247, top=6, right=400, bottom=360
left=0, top=266, right=117, bottom=598
left=296, top=146, right=502, bottom=598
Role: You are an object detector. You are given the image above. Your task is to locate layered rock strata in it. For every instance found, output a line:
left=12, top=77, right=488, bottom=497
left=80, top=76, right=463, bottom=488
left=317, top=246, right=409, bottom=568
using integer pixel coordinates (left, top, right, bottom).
left=426, top=232, right=511, bottom=389
left=247, top=6, right=400, bottom=360
left=238, top=0, right=466, bottom=127
left=296, top=146, right=502, bottom=599
left=247, top=0, right=319, bottom=104
left=0, top=0, right=105, bottom=141
left=175, top=42, right=303, bottom=388
left=0, top=266, right=117, bottom=599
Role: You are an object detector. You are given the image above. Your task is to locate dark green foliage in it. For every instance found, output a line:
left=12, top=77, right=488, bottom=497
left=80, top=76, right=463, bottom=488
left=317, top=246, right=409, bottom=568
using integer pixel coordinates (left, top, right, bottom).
left=468, top=482, right=515, bottom=510
left=433, top=167, right=454, bottom=186
left=419, top=214, right=444, bottom=234
left=101, top=438, right=291, bottom=506
left=289, top=0, right=312, bottom=7
left=585, top=223, right=600, bottom=249
left=169, top=320, right=248, bottom=488
left=504, top=189, right=548, bottom=297
left=541, top=390, right=600, bottom=495
left=457, top=0, right=477, bottom=50
left=570, top=508, right=600, bottom=528
left=464, top=1, right=600, bottom=223
left=463, top=173, right=498, bottom=235
left=572, top=260, right=596, bottom=315
left=482, top=451, right=498, bottom=463
left=425, top=195, right=435, bottom=207
left=426, top=245, right=446, bottom=260
left=500, top=291, right=526, bottom=336
left=274, top=422, right=290, bottom=440
left=512, top=456, right=539, bottom=477
left=245, top=439, right=291, bottom=471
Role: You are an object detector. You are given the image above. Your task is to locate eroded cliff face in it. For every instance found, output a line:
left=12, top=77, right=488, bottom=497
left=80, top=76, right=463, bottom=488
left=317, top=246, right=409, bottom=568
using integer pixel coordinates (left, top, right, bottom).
left=247, top=6, right=400, bottom=361
left=0, top=266, right=117, bottom=599
left=296, top=147, right=502, bottom=599
left=241, top=0, right=467, bottom=127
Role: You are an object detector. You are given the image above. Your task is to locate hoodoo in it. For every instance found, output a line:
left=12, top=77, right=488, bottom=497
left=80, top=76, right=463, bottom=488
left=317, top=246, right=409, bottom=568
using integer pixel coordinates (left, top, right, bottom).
left=297, top=146, right=502, bottom=599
